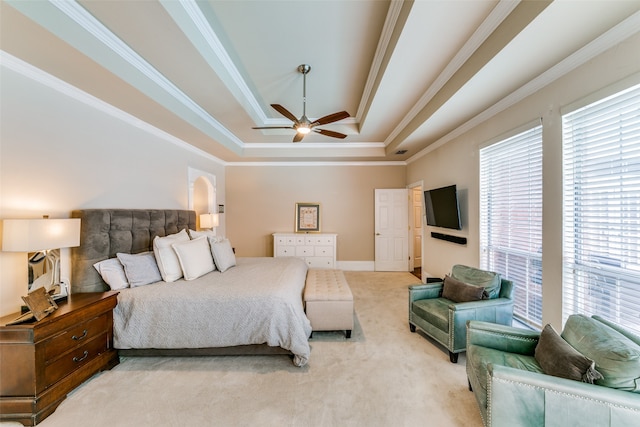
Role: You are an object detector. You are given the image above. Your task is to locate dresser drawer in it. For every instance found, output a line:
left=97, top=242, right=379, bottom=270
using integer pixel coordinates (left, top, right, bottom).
left=306, top=257, right=334, bottom=268
left=295, top=246, right=314, bottom=257
left=45, top=333, right=108, bottom=386
left=305, top=235, right=335, bottom=245
left=44, top=313, right=109, bottom=362
left=275, top=245, right=295, bottom=257
left=314, top=246, right=334, bottom=257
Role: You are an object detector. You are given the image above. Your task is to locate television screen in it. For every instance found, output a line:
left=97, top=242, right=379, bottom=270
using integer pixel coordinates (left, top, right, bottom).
left=424, top=185, right=461, bottom=230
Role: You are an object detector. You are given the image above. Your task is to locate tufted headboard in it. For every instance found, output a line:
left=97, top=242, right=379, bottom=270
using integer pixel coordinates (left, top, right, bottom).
left=70, top=209, right=196, bottom=293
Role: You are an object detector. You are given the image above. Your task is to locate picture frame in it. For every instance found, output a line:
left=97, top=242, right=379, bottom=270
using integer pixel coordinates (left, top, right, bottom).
left=295, top=203, right=321, bottom=233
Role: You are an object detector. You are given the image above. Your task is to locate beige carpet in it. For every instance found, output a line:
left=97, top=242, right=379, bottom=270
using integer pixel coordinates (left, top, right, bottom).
left=3, top=272, right=483, bottom=427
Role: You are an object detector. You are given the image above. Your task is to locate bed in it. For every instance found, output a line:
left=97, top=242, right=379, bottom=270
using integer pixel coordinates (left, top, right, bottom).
left=70, top=209, right=312, bottom=366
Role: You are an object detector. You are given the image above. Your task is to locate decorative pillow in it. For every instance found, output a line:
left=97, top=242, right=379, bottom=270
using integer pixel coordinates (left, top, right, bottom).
left=209, top=238, right=236, bottom=273
left=451, top=264, right=501, bottom=299
left=153, top=229, right=190, bottom=282
left=535, top=324, right=603, bottom=383
left=562, top=314, right=640, bottom=392
left=188, top=229, right=223, bottom=242
left=116, top=252, right=162, bottom=287
left=441, top=275, right=485, bottom=303
left=93, top=258, right=129, bottom=290
left=172, top=237, right=215, bottom=280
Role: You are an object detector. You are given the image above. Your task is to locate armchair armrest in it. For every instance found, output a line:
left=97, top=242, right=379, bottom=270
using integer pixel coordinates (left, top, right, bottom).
left=488, top=364, right=640, bottom=427
left=449, top=297, right=513, bottom=312
left=467, top=320, right=539, bottom=356
left=408, top=283, right=443, bottom=302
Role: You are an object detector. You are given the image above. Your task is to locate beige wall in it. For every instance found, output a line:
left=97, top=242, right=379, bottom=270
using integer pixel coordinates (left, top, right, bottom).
left=407, top=33, right=640, bottom=329
left=226, top=164, right=406, bottom=261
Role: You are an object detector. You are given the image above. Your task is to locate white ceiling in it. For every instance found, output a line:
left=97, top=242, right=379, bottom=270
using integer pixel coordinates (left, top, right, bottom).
left=2, top=0, right=639, bottom=163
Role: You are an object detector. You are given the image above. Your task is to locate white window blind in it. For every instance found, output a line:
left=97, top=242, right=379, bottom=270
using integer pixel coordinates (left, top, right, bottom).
left=480, top=125, right=543, bottom=329
left=562, top=83, right=640, bottom=335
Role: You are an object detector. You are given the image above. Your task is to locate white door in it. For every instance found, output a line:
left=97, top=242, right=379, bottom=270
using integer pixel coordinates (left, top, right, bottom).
left=374, top=189, right=409, bottom=271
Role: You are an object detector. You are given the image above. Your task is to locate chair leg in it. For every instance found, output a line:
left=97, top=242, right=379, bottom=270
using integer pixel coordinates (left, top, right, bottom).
left=409, top=323, right=416, bottom=332
left=468, top=379, right=473, bottom=392
left=449, top=351, right=458, bottom=363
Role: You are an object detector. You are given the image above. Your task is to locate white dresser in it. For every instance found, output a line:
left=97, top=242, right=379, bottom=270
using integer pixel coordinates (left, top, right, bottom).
left=273, top=233, right=337, bottom=269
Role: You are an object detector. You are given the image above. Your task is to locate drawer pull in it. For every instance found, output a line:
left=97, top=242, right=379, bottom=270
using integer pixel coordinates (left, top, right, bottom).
left=73, top=350, right=89, bottom=363
left=72, top=329, right=88, bottom=341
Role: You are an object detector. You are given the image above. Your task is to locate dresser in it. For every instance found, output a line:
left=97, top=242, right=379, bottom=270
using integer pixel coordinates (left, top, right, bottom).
left=0, top=292, right=119, bottom=426
left=273, top=233, right=337, bottom=269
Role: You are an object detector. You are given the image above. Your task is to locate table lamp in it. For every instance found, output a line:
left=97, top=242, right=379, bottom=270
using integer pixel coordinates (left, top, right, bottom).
left=1, top=217, right=81, bottom=299
left=199, top=213, right=219, bottom=230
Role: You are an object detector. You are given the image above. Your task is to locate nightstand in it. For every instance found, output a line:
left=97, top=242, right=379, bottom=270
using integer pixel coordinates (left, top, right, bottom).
left=0, top=292, right=119, bottom=426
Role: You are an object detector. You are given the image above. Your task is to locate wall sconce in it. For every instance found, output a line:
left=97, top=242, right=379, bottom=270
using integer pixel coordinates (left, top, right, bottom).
left=199, top=213, right=219, bottom=230
left=1, top=217, right=81, bottom=299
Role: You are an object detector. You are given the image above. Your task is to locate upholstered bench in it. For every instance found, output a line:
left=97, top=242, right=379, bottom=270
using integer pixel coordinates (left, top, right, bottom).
left=304, top=269, right=354, bottom=338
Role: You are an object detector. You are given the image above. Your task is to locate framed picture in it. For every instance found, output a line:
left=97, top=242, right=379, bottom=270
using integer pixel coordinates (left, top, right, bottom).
left=295, top=203, right=321, bottom=233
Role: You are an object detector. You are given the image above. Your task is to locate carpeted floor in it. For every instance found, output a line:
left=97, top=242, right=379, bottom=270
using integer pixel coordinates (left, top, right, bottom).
left=2, top=271, right=483, bottom=427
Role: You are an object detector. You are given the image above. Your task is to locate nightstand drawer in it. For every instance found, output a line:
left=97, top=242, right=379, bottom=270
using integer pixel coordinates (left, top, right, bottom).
left=45, top=333, right=108, bottom=386
left=44, top=313, right=108, bottom=361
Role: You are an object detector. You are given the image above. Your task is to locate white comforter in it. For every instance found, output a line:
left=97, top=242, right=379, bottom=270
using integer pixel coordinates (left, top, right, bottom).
left=113, top=257, right=312, bottom=366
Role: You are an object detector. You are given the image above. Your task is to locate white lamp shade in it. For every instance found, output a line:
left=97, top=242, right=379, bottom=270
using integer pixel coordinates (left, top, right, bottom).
left=1, top=218, right=81, bottom=252
left=200, top=213, right=219, bottom=229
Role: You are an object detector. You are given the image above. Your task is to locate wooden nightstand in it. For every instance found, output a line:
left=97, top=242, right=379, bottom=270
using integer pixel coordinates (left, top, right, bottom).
left=0, top=292, right=119, bottom=426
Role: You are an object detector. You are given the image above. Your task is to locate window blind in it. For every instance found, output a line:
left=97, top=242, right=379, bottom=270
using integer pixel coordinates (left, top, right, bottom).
left=562, top=83, right=640, bottom=335
left=480, top=125, right=543, bottom=329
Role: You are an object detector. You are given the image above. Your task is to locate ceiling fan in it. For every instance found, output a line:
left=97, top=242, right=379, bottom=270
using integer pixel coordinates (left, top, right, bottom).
left=252, top=64, right=350, bottom=143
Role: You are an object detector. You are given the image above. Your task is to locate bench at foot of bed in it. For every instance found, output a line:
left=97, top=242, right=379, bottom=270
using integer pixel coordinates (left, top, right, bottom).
left=304, top=269, right=354, bottom=338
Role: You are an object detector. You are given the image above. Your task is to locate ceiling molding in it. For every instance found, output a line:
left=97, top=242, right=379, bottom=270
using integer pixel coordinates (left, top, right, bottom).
left=228, top=161, right=407, bottom=167
left=160, top=0, right=268, bottom=125
left=0, top=50, right=226, bottom=166
left=384, top=0, right=520, bottom=146
left=9, top=0, right=245, bottom=153
left=407, top=10, right=640, bottom=164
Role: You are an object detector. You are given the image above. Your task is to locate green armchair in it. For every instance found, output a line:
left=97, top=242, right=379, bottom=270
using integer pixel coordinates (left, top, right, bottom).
left=408, top=264, right=514, bottom=363
left=466, top=318, right=640, bottom=427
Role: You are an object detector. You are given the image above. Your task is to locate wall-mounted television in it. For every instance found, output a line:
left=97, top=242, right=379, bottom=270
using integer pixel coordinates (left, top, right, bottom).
left=424, top=184, right=462, bottom=230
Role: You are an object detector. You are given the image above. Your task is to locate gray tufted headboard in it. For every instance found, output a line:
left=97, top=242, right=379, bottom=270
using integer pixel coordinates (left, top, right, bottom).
left=70, top=209, right=196, bottom=293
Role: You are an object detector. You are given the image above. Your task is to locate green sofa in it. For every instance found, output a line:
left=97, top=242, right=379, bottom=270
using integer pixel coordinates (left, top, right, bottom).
left=466, top=316, right=640, bottom=427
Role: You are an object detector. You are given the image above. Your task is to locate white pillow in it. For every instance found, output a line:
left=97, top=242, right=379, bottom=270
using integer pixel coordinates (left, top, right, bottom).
left=209, top=238, right=236, bottom=273
left=93, top=258, right=129, bottom=290
left=189, top=229, right=222, bottom=242
left=172, top=237, right=215, bottom=280
left=153, top=229, right=190, bottom=282
left=116, top=252, right=162, bottom=287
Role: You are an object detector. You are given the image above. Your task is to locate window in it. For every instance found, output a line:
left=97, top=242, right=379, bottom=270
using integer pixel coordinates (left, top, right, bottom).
left=562, top=83, right=640, bottom=335
left=480, top=125, right=543, bottom=329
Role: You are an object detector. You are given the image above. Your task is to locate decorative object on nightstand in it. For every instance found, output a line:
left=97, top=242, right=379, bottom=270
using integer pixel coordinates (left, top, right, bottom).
left=0, top=292, right=119, bottom=426
left=199, top=213, right=219, bottom=230
left=1, top=216, right=81, bottom=306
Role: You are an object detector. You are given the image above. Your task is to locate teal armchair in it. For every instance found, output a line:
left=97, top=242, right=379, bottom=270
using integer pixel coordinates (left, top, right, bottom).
left=408, top=265, right=514, bottom=363
left=466, top=319, right=640, bottom=427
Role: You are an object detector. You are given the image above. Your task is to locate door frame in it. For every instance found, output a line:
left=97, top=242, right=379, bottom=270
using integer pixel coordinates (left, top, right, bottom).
left=408, top=180, right=424, bottom=280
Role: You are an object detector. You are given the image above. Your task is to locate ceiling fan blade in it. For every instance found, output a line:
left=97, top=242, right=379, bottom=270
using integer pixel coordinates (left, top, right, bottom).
left=271, top=104, right=298, bottom=123
left=252, top=126, right=295, bottom=130
left=292, top=132, right=305, bottom=143
left=314, top=128, right=347, bottom=139
left=312, top=111, right=350, bottom=126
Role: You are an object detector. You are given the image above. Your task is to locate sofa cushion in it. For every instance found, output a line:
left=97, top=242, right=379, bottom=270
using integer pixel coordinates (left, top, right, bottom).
left=535, top=324, right=603, bottom=383
left=451, top=265, right=501, bottom=299
left=562, top=314, right=640, bottom=392
left=412, top=299, right=450, bottom=332
left=467, top=343, right=543, bottom=410
left=442, top=275, right=486, bottom=302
